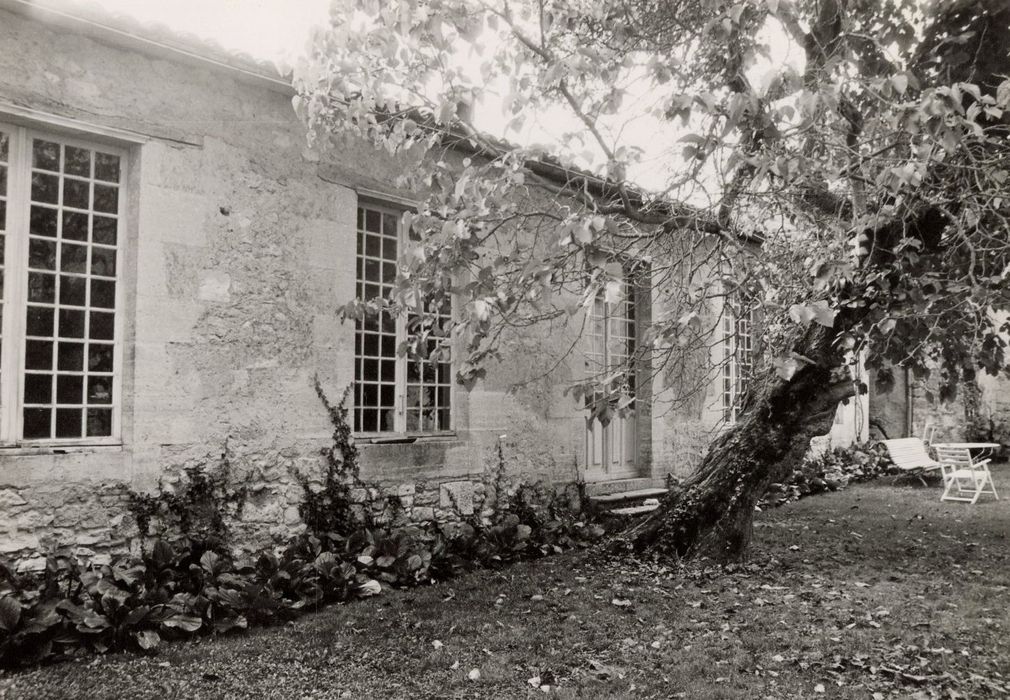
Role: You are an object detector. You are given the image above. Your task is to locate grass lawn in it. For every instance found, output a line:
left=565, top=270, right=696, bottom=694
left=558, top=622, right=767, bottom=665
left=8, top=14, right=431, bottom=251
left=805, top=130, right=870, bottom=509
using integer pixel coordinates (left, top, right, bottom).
left=3, top=469, right=1009, bottom=699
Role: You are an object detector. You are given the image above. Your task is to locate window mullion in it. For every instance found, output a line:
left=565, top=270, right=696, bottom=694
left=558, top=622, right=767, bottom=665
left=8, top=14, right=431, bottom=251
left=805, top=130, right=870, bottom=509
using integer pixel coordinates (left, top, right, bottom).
left=395, top=313, right=406, bottom=433
left=1, top=127, right=30, bottom=443
left=394, top=218, right=407, bottom=434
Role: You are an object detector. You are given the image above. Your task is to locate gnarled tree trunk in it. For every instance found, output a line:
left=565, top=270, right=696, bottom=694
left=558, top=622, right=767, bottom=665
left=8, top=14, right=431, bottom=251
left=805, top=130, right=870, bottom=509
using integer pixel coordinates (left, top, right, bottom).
left=626, top=327, right=858, bottom=562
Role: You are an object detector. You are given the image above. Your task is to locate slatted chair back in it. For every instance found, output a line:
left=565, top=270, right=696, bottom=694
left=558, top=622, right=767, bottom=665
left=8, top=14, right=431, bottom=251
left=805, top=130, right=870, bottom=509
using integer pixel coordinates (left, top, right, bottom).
left=935, top=446, right=999, bottom=504
left=881, top=438, right=941, bottom=473
left=934, top=445, right=972, bottom=468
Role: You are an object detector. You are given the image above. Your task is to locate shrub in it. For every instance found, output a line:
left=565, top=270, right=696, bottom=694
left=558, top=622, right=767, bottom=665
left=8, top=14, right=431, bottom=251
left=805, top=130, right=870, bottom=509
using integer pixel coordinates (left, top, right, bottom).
left=761, top=441, right=892, bottom=508
left=127, top=447, right=247, bottom=555
left=292, top=379, right=367, bottom=540
left=0, top=384, right=605, bottom=669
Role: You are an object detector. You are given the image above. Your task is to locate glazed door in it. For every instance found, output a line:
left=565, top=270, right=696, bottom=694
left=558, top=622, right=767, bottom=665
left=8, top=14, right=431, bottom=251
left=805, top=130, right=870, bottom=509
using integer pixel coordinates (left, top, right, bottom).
left=585, top=280, right=638, bottom=477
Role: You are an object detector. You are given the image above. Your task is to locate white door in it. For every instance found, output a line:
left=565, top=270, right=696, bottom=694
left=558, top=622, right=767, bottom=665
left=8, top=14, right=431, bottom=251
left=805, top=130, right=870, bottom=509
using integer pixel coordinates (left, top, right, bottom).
left=585, top=279, right=638, bottom=476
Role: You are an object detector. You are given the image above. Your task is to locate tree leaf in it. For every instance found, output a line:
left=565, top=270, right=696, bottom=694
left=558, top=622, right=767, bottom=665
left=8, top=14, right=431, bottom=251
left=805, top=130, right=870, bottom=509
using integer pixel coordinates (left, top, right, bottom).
left=0, top=596, right=21, bottom=632
left=162, top=614, right=203, bottom=632
left=136, top=630, right=161, bottom=650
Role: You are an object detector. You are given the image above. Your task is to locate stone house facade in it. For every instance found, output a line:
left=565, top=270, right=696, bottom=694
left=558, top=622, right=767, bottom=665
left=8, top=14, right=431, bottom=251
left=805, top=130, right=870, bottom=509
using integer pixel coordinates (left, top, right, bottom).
left=0, top=1, right=753, bottom=564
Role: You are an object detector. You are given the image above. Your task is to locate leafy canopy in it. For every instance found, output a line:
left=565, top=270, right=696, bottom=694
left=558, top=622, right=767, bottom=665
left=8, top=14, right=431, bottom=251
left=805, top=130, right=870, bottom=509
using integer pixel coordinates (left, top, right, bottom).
left=293, top=0, right=1010, bottom=406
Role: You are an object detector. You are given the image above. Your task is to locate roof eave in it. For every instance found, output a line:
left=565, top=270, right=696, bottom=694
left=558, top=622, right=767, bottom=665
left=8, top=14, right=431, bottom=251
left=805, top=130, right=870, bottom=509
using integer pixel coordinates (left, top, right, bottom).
left=0, top=0, right=294, bottom=95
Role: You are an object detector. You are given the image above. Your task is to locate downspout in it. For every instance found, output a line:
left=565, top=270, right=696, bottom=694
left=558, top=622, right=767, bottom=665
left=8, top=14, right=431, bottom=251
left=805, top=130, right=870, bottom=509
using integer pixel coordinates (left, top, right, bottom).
left=904, top=366, right=913, bottom=437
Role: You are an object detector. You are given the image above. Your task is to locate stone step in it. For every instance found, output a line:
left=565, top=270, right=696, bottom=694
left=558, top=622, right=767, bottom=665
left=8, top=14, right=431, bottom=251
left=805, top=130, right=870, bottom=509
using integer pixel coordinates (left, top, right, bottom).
left=584, top=477, right=659, bottom=497
left=609, top=502, right=661, bottom=517
left=589, top=487, right=668, bottom=505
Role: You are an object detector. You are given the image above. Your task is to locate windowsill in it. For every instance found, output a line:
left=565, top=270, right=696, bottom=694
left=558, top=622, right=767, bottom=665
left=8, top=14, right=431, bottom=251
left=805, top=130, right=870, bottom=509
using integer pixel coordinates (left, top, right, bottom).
left=353, top=432, right=458, bottom=445
left=0, top=442, right=124, bottom=456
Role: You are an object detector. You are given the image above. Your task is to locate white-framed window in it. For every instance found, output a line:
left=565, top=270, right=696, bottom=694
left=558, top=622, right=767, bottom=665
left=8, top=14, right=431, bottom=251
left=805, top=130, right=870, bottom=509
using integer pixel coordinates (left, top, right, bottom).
left=722, top=299, right=754, bottom=423
left=0, top=125, right=125, bottom=445
left=353, top=202, right=451, bottom=435
left=585, top=272, right=638, bottom=472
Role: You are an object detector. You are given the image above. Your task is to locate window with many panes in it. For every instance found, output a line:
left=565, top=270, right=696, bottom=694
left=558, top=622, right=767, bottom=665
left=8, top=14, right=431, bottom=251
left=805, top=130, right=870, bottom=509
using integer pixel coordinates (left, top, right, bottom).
left=585, top=272, right=638, bottom=472
left=0, top=125, right=124, bottom=444
left=721, top=299, right=754, bottom=423
left=354, top=203, right=451, bottom=434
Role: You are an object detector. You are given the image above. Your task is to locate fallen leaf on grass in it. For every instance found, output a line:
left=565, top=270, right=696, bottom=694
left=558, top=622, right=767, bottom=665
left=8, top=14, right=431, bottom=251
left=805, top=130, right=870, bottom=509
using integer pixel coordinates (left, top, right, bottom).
left=611, top=598, right=633, bottom=608
left=468, top=669, right=480, bottom=681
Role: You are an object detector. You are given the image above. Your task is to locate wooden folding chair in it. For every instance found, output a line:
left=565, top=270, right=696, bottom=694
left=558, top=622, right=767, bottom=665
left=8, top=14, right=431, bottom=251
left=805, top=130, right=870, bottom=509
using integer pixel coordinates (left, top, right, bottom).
left=934, top=445, right=999, bottom=504
left=881, top=438, right=943, bottom=486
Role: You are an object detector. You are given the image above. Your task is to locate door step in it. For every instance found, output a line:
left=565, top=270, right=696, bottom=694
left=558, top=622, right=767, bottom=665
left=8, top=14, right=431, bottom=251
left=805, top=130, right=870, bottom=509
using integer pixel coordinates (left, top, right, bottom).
left=610, top=500, right=662, bottom=517
left=589, top=488, right=667, bottom=517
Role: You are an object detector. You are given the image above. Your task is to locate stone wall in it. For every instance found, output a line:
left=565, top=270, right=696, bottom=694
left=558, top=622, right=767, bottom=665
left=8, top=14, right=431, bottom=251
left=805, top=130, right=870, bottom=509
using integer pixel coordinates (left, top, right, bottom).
left=0, top=11, right=725, bottom=564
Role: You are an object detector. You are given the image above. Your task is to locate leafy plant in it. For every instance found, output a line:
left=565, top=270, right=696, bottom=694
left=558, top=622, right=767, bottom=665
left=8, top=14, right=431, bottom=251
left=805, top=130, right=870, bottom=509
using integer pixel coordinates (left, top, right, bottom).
left=761, top=442, right=894, bottom=508
left=127, top=447, right=247, bottom=555
left=292, top=379, right=369, bottom=541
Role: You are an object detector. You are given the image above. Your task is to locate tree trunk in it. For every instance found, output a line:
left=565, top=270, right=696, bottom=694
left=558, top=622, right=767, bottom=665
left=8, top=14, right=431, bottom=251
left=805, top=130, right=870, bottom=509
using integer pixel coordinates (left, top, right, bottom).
left=625, top=326, right=858, bottom=562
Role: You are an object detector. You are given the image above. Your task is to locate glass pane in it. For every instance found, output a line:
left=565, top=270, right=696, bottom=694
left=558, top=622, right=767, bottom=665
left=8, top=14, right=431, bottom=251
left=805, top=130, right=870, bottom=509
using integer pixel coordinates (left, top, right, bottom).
left=63, top=178, right=89, bottom=209
left=94, top=153, right=120, bottom=183
left=59, top=342, right=85, bottom=371
left=360, top=408, right=377, bottom=432
left=382, top=213, right=398, bottom=237
left=365, top=209, right=381, bottom=233
left=89, top=279, right=115, bottom=309
left=24, top=373, right=52, bottom=403
left=86, top=408, right=112, bottom=437
left=30, top=206, right=58, bottom=237
left=91, top=247, right=116, bottom=277
left=23, top=408, right=51, bottom=439
left=26, top=306, right=54, bottom=336
left=25, top=341, right=53, bottom=370
left=27, top=272, right=55, bottom=303
left=361, top=383, right=377, bottom=407
left=362, top=333, right=378, bottom=357
left=31, top=173, right=59, bottom=204
left=89, top=311, right=114, bottom=340
left=381, top=359, right=395, bottom=382
left=93, top=216, right=117, bottom=245
left=28, top=238, right=56, bottom=269
left=0, top=200, right=6, bottom=231
left=62, top=211, right=89, bottom=241
left=58, top=308, right=85, bottom=338
left=362, top=358, right=378, bottom=381
left=87, top=343, right=113, bottom=372
left=382, top=236, right=397, bottom=260
left=55, top=408, right=82, bottom=438
left=65, top=146, right=91, bottom=177
left=0, top=132, right=7, bottom=161
left=60, top=275, right=86, bottom=306
left=93, top=185, right=117, bottom=213
left=32, top=140, right=59, bottom=171
left=87, top=376, right=112, bottom=404
left=57, top=375, right=83, bottom=404
left=60, top=243, right=87, bottom=273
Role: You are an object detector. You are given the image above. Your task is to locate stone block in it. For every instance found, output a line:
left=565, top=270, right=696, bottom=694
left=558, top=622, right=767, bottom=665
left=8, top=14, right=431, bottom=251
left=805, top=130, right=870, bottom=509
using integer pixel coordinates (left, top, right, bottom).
left=412, top=507, right=435, bottom=522
left=1, top=532, right=40, bottom=554
left=0, top=489, right=28, bottom=508
left=439, top=481, right=475, bottom=515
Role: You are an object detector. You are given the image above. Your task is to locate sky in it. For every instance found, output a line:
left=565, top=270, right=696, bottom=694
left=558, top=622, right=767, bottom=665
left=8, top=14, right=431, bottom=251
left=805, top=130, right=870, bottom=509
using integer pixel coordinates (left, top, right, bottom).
left=89, top=0, right=330, bottom=63
left=85, top=0, right=800, bottom=194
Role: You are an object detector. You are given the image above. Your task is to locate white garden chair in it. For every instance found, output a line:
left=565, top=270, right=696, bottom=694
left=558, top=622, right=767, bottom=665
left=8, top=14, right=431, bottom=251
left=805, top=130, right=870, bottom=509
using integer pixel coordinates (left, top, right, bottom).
left=881, top=438, right=943, bottom=486
left=934, top=444, right=999, bottom=504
